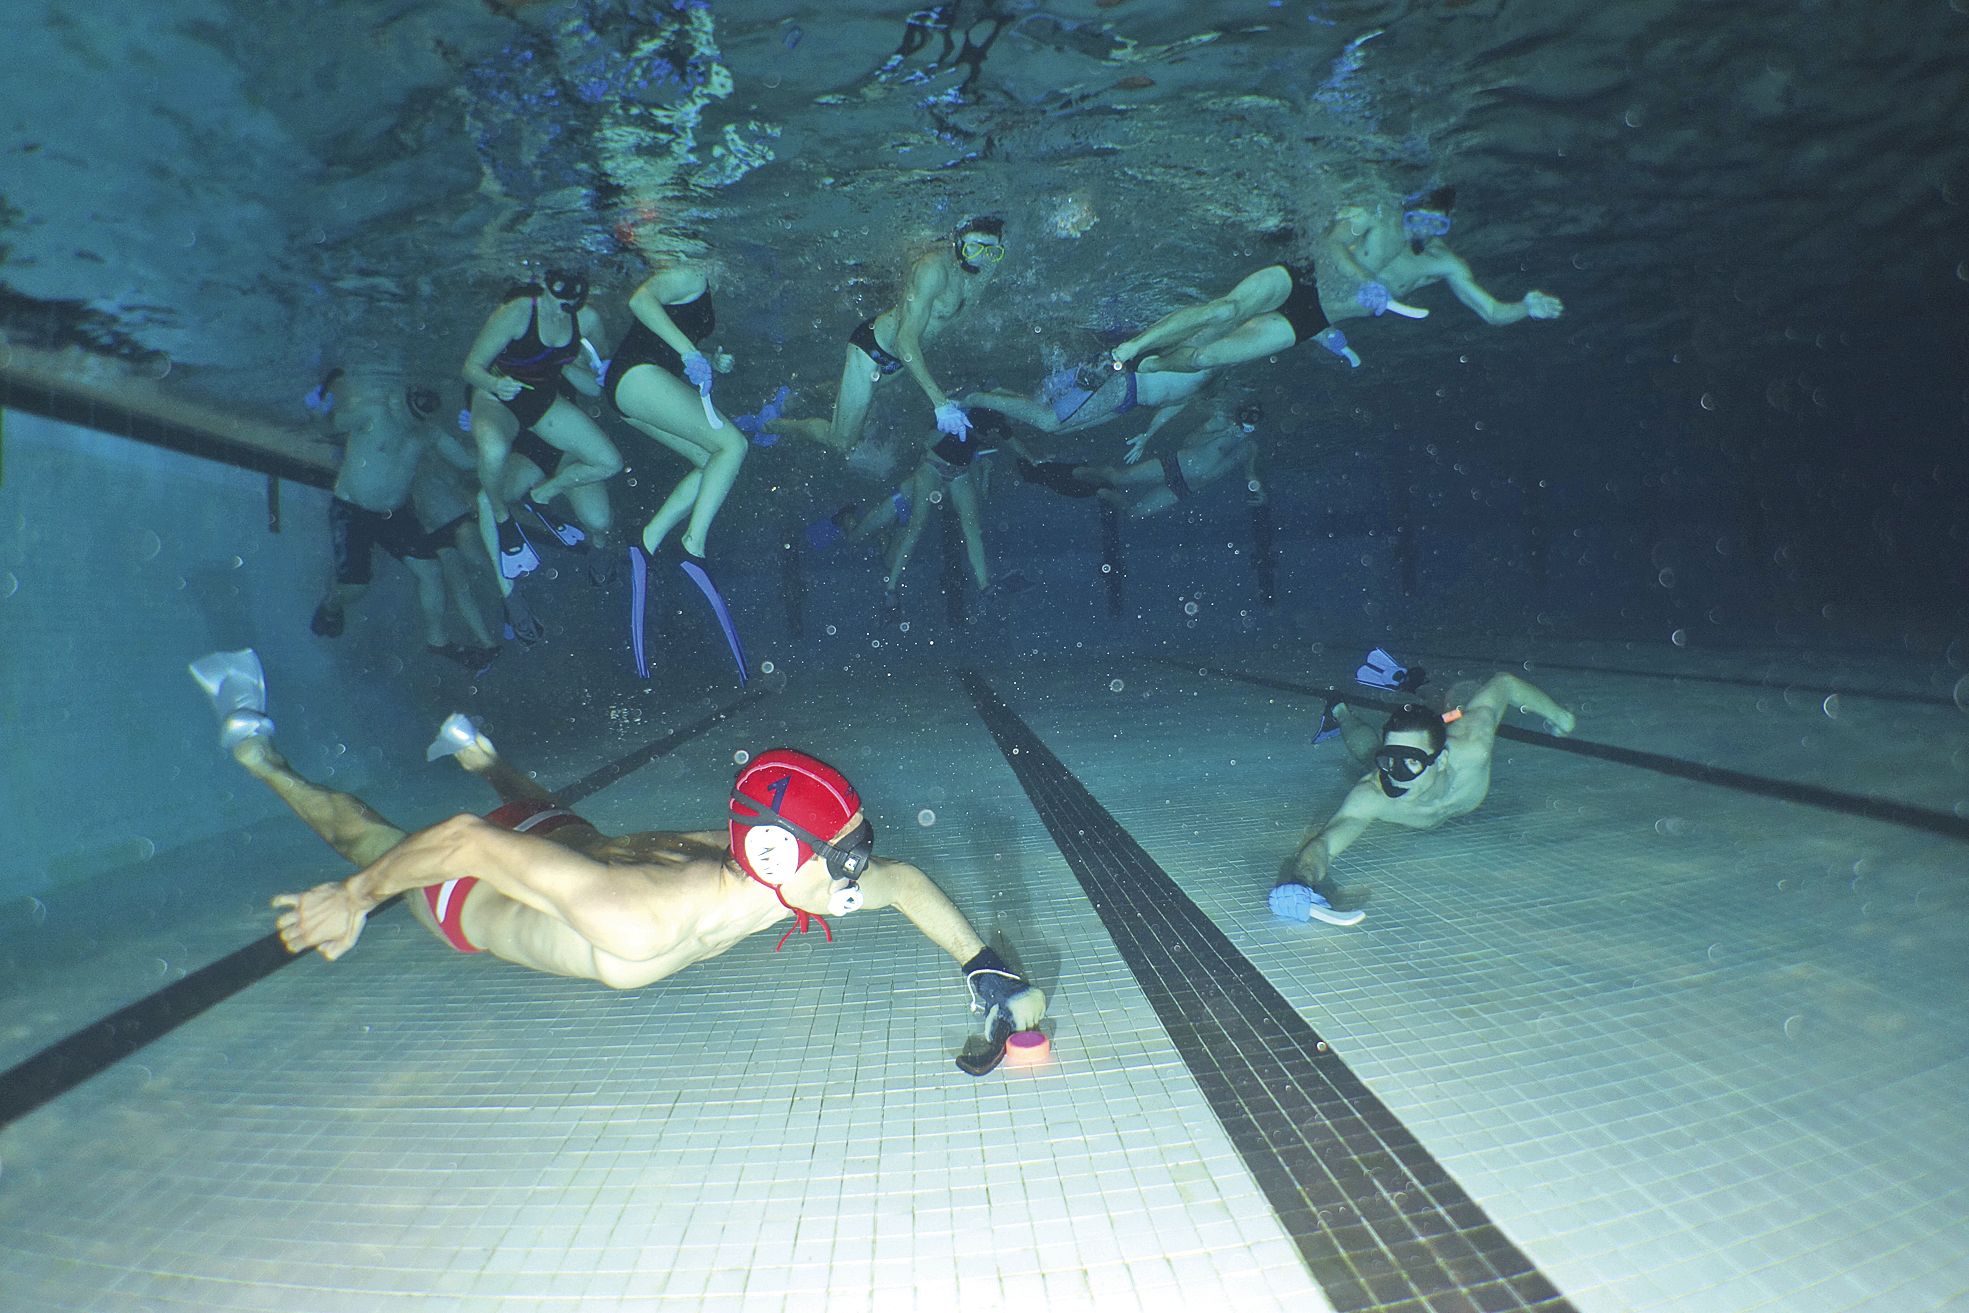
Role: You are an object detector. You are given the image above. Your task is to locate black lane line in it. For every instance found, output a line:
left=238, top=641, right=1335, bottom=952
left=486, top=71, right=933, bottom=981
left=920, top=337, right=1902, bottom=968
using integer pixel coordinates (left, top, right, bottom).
left=962, top=671, right=1573, bottom=1313
left=1163, top=659, right=1969, bottom=845
left=1398, top=647, right=1955, bottom=710
left=0, top=695, right=759, bottom=1131
left=2, top=382, right=336, bottom=489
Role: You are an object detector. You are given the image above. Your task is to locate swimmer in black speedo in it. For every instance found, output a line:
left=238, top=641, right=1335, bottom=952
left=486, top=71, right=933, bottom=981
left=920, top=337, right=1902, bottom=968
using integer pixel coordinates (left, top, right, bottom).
left=1106, top=258, right=1368, bottom=375
left=767, top=217, right=1010, bottom=455
left=461, top=269, right=623, bottom=586
left=1024, top=403, right=1266, bottom=518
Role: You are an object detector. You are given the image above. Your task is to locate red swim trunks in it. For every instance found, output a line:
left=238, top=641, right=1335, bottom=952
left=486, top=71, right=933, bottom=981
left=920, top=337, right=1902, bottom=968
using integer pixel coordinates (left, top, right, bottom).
left=421, top=798, right=593, bottom=953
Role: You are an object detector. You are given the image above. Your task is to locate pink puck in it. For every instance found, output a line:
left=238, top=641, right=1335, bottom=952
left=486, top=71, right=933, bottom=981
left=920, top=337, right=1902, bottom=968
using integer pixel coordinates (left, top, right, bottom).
left=1004, top=1030, right=1050, bottom=1065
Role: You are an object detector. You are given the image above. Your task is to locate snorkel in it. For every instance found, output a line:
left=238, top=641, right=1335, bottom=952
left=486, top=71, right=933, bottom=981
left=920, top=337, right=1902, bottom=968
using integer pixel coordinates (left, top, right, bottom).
left=543, top=268, right=590, bottom=314
left=1401, top=186, right=1456, bottom=253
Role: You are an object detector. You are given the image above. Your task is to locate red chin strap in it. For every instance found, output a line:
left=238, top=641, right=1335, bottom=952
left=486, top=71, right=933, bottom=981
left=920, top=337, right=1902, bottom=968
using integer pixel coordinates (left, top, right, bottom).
left=753, top=874, right=833, bottom=952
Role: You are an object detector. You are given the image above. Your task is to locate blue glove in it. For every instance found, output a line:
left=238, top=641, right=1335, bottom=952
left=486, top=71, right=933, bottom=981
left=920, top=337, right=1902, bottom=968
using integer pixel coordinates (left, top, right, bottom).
left=683, top=351, right=715, bottom=392
left=1312, top=327, right=1362, bottom=368
left=457, top=408, right=474, bottom=433
left=1356, top=282, right=1391, bottom=316
left=934, top=400, right=972, bottom=441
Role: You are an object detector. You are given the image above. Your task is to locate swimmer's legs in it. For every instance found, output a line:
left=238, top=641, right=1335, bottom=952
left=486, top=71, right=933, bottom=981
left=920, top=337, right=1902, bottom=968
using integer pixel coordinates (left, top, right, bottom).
left=767, top=347, right=879, bottom=453
left=1113, top=266, right=1291, bottom=366
left=948, top=471, right=990, bottom=590
left=1146, top=313, right=1298, bottom=374
left=398, top=556, right=447, bottom=648
left=437, top=527, right=499, bottom=649
left=232, top=735, right=406, bottom=870
left=883, top=466, right=939, bottom=595
left=526, top=403, right=624, bottom=503
left=960, top=389, right=1064, bottom=433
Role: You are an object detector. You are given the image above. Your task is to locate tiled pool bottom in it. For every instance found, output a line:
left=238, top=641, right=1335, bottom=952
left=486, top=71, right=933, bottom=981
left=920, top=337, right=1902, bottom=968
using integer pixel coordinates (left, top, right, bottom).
left=2, top=643, right=1963, bottom=1312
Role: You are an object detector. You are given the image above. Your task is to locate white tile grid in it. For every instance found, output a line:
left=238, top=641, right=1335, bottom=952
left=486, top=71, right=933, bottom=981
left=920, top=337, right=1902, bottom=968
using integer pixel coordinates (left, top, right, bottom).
left=0, top=663, right=1333, bottom=1313
left=1039, top=655, right=1969, bottom=1313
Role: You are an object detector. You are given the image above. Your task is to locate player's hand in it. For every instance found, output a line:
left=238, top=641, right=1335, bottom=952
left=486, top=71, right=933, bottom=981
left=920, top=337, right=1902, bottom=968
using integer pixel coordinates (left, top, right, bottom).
left=271, top=881, right=370, bottom=960
left=1123, top=432, right=1151, bottom=465
left=492, top=376, right=528, bottom=402
left=1545, top=708, right=1577, bottom=737
left=1524, top=291, right=1564, bottom=320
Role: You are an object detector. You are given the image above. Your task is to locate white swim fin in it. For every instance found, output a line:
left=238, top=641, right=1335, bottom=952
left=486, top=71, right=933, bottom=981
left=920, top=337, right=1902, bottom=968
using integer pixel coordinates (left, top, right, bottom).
left=188, top=648, right=274, bottom=748
left=426, top=712, right=490, bottom=763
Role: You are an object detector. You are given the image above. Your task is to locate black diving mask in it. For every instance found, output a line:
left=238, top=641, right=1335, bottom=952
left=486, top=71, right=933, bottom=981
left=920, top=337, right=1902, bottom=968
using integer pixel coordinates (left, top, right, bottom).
left=544, top=269, right=589, bottom=313
left=1375, top=744, right=1442, bottom=797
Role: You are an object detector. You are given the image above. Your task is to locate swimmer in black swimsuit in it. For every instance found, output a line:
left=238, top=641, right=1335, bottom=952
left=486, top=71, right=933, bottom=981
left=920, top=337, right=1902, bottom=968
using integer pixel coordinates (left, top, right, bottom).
left=767, top=217, right=1010, bottom=455
left=602, top=259, right=745, bottom=562
left=461, top=269, right=623, bottom=586
left=841, top=412, right=1007, bottom=599
left=1016, top=403, right=1264, bottom=518
left=1106, top=259, right=1367, bottom=375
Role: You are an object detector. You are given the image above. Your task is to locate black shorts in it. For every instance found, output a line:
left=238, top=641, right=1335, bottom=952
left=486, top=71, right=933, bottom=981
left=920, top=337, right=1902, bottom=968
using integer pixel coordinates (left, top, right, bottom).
left=509, top=428, right=561, bottom=474
left=330, top=498, right=436, bottom=586
left=496, top=376, right=569, bottom=429
left=423, top=513, right=473, bottom=549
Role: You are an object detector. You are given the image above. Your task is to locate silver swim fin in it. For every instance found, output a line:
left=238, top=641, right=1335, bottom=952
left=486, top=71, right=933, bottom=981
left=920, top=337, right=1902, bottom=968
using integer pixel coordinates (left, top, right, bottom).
left=188, top=648, right=274, bottom=749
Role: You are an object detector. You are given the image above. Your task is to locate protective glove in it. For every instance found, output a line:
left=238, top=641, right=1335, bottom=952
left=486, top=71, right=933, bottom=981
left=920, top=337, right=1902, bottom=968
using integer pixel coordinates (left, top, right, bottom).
left=934, top=400, right=973, bottom=441
left=963, top=947, right=1047, bottom=1031
left=683, top=351, right=715, bottom=392
left=1312, top=326, right=1362, bottom=368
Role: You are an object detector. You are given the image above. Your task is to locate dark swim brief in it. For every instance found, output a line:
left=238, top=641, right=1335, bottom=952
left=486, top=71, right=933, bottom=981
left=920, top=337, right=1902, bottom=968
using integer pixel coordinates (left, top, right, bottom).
left=330, top=498, right=437, bottom=586
left=849, top=316, right=906, bottom=376
left=422, top=798, right=597, bottom=954
left=509, top=428, right=561, bottom=475
left=1278, top=260, right=1331, bottom=343
left=422, top=512, right=473, bottom=548
left=493, top=377, right=569, bottom=430
left=1019, top=458, right=1099, bottom=499
left=1161, top=456, right=1195, bottom=501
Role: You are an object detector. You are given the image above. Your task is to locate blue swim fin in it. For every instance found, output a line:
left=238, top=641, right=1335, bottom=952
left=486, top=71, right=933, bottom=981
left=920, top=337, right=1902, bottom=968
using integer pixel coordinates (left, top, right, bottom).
left=495, top=516, right=540, bottom=580
left=1355, top=646, right=1409, bottom=690
left=1314, top=702, right=1342, bottom=745
left=805, top=505, right=859, bottom=551
left=628, top=546, right=651, bottom=679
left=679, top=554, right=748, bottom=686
left=524, top=497, right=587, bottom=549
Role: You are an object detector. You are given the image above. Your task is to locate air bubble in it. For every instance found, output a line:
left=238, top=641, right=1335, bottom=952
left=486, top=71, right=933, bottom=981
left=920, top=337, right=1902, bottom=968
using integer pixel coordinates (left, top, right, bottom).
left=761, top=661, right=775, bottom=675
left=138, top=530, right=163, bottom=561
left=899, top=622, right=911, bottom=634
left=1183, top=601, right=1199, bottom=616
left=825, top=625, right=838, bottom=636
left=1670, top=628, right=1688, bottom=647
left=928, top=491, right=943, bottom=505
left=917, top=809, right=936, bottom=827
left=734, top=750, right=751, bottom=766
left=1699, top=393, right=1717, bottom=411
left=1110, top=679, right=1124, bottom=692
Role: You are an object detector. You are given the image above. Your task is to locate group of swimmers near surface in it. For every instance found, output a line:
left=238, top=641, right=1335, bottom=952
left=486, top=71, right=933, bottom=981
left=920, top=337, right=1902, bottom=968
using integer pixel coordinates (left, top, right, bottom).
left=305, top=184, right=1563, bottom=684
